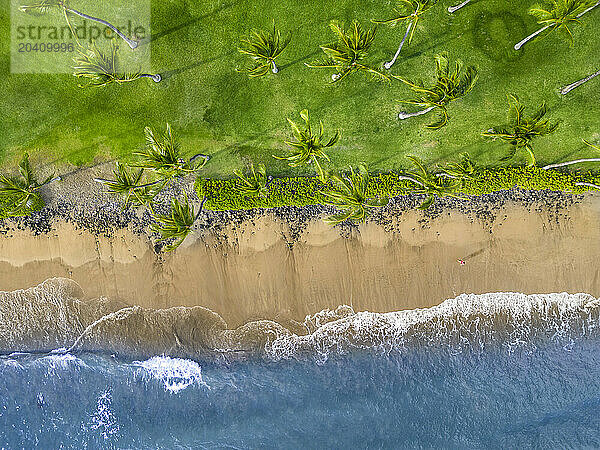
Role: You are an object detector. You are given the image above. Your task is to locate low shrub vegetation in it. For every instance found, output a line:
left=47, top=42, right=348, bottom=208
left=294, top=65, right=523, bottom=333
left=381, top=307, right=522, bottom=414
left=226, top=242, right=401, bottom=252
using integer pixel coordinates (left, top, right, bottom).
left=196, top=166, right=600, bottom=212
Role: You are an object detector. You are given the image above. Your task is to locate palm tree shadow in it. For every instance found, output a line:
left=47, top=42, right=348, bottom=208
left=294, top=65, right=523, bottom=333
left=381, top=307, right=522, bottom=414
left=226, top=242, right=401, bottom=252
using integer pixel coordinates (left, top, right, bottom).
left=278, top=49, right=321, bottom=72
left=139, top=1, right=242, bottom=46
left=159, top=51, right=236, bottom=81
left=398, top=29, right=464, bottom=63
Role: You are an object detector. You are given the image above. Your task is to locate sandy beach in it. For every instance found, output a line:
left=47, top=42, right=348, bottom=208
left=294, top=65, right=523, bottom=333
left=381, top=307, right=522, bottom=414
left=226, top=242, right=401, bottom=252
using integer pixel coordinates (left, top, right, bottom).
left=2, top=193, right=600, bottom=329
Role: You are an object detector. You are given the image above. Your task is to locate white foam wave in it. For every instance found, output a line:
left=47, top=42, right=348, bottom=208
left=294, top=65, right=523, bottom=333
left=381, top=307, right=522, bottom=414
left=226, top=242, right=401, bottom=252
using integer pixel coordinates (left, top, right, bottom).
left=35, top=353, right=89, bottom=375
left=132, top=356, right=208, bottom=393
left=266, top=292, right=600, bottom=363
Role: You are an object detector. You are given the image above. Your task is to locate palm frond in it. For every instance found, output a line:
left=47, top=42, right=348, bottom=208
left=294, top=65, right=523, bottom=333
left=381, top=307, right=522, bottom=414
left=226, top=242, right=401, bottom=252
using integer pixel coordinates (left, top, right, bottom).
left=398, top=53, right=478, bottom=129
left=238, top=21, right=291, bottom=77
left=133, top=124, right=207, bottom=180
left=0, top=153, right=55, bottom=213
left=372, top=0, right=438, bottom=27
left=95, top=163, right=158, bottom=208
left=322, top=164, right=388, bottom=225
left=19, top=0, right=61, bottom=13
left=527, top=0, right=597, bottom=45
left=73, top=40, right=141, bottom=87
left=150, top=194, right=198, bottom=252
left=441, top=153, right=478, bottom=183
left=483, top=94, right=559, bottom=166
left=307, top=20, right=390, bottom=83
left=233, top=163, right=269, bottom=197
left=273, top=109, right=339, bottom=182
left=400, top=155, right=462, bottom=209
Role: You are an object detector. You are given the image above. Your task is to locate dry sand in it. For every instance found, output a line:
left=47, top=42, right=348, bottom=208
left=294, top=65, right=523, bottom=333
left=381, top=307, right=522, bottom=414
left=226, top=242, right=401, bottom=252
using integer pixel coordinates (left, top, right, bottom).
left=2, top=195, right=600, bottom=328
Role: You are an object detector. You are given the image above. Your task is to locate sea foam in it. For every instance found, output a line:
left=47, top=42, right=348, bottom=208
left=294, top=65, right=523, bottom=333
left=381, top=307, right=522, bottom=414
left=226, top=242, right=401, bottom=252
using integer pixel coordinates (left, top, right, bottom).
left=132, top=356, right=208, bottom=393
left=265, top=292, right=600, bottom=363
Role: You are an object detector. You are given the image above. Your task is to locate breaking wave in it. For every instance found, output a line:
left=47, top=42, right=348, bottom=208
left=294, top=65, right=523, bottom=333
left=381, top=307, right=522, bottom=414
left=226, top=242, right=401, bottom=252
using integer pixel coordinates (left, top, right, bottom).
left=1, top=278, right=599, bottom=361
left=132, top=356, right=208, bottom=393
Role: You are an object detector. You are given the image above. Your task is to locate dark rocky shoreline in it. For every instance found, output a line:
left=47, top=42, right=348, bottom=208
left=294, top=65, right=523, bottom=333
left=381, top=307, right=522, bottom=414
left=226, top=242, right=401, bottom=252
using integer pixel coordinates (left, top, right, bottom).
left=2, top=186, right=585, bottom=247
left=0, top=160, right=586, bottom=250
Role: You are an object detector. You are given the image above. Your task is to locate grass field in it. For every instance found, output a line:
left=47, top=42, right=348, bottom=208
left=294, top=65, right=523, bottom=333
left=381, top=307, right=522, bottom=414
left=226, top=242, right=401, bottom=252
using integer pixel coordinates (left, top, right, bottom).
left=1, top=0, right=599, bottom=178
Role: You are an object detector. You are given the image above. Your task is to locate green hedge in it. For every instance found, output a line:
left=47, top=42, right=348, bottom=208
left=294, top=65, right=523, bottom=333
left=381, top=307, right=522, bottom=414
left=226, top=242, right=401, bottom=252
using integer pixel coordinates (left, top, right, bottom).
left=196, top=167, right=600, bottom=211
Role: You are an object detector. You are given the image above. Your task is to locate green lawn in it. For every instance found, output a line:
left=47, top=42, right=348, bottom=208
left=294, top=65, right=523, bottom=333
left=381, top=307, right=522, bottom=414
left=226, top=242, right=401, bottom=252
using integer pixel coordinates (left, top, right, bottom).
left=1, top=0, right=599, bottom=177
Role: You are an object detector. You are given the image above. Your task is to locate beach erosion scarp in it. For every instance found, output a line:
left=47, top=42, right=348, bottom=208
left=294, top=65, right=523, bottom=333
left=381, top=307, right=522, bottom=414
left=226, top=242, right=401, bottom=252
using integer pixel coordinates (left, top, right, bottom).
left=1, top=191, right=600, bottom=357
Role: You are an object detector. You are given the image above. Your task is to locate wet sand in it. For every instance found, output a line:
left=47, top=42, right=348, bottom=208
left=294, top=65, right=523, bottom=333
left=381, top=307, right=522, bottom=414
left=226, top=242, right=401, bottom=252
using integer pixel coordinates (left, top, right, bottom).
left=2, top=195, right=600, bottom=328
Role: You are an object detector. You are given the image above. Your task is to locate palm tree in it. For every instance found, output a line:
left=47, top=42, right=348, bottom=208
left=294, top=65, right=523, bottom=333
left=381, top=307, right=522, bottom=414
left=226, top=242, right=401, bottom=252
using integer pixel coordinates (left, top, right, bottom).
left=560, top=68, right=600, bottom=94
left=514, top=0, right=600, bottom=50
left=20, top=0, right=140, bottom=49
left=482, top=94, right=559, bottom=166
left=233, top=163, right=270, bottom=198
left=73, top=41, right=161, bottom=87
left=273, top=109, right=339, bottom=183
left=0, top=153, right=60, bottom=212
left=448, top=0, right=473, bottom=13
left=306, top=20, right=392, bottom=83
left=238, top=21, right=290, bottom=77
left=542, top=139, right=600, bottom=169
left=373, top=0, right=438, bottom=69
left=439, top=153, right=478, bottom=185
left=321, top=164, right=389, bottom=225
left=150, top=194, right=206, bottom=252
left=398, top=155, right=463, bottom=209
left=397, top=53, right=478, bottom=129
left=94, top=163, right=158, bottom=208
left=132, top=124, right=209, bottom=183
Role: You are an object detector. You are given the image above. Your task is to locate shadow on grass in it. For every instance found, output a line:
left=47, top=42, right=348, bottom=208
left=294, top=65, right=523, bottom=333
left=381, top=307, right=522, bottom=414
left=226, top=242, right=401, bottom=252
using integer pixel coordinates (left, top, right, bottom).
left=279, top=49, right=321, bottom=72
left=541, top=141, right=598, bottom=167
left=140, top=1, right=242, bottom=46
left=159, top=51, right=236, bottom=80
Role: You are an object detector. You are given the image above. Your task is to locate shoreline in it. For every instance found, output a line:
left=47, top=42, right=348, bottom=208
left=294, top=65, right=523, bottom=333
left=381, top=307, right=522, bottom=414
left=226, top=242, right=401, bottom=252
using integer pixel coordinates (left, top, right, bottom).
left=2, top=188, right=600, bottom=328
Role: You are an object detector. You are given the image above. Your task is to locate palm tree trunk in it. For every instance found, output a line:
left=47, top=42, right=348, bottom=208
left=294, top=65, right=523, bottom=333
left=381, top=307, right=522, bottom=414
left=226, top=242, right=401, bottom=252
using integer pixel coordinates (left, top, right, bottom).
left=65, top=7, right=139, bottom=49
left=575, top=182, right=600, bottom=190
left=139, top=73, right=162, bottom=83
left=398, top=106, right=436, bottom=120
left=577, top=1, right=600, bottom=18
left=193, top=196, right=208, bottom=222
left=515, top=1, right=600, bottom=51
left=542, top=158, right=600, bottom=170
left=514, top=24, right=551, bottom=50
left=560, top=69, right=600, bottom=95
left=384, top=21, right=413, bottom=69
left=271, top=61, right=279, bottom=74
left=397, top=175, right=425, bottom=187
left=448, top=0, right=472, bottom=13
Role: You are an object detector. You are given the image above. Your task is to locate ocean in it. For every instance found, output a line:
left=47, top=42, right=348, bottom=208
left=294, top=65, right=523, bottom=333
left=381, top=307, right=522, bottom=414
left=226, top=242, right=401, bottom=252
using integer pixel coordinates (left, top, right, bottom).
left=1, top=286, right=600, bottom=448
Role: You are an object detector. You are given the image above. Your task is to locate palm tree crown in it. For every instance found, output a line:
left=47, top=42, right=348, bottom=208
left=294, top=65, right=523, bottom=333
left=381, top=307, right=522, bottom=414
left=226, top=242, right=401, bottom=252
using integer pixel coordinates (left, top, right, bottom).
left=133, top=124, right=208, bottom=181
left=515, top=0, right=599, bottom=49
left=373, top=0, right=438, bottom=69
left=531, top=0, right=598, bottom=44
left=397, top=53, right=478, bottom=129
left=273, top=109, right=340, bottom=183
left=233, top=163, right=270, bottom=198
left=321, top=164, right=389, bottom=225
left=440, top=153, right=478, bottom=185
left=482, top=94, right=559, bottom=166
left=238, top=21, right=290, bottom=77
left=95, top=163, right=156, bottom=208
left=306, top=21, right=391, bottom=83
left=0, top=153, right=57, bottom=211
left=398, top=156, right=463, bottom=209
left=73, top=41, right=160, bottom=87
left=150, top=194, right=204, bottom=252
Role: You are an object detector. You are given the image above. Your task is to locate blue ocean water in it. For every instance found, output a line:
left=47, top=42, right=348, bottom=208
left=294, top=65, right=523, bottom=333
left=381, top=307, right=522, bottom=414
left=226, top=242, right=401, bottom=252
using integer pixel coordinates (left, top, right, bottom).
left=2, top=338, right=600, bottom=449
